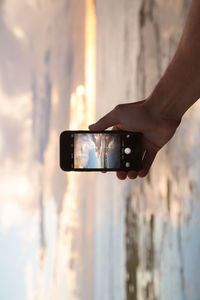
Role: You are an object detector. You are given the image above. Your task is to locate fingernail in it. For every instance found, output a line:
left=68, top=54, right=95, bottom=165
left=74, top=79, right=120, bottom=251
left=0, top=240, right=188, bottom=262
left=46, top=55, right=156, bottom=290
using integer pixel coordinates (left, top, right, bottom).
left=138, top=170, right=146, bottom=177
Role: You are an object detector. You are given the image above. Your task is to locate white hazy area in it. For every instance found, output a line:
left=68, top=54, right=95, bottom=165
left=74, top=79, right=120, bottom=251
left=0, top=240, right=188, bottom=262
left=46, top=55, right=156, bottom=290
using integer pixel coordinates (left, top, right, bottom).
left=0, top=0, right=129, bottom=299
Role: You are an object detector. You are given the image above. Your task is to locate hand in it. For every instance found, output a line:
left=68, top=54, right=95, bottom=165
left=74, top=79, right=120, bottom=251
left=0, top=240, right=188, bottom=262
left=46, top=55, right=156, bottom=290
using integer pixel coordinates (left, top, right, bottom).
left=89, top=99, right=181, bottom=180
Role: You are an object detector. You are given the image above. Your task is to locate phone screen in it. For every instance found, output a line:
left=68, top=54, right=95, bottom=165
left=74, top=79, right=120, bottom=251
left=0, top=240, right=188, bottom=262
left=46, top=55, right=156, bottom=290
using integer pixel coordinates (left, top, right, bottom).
left=60, top=130, right=142, bottom=171
left=74, top=133, right=120, bottom=169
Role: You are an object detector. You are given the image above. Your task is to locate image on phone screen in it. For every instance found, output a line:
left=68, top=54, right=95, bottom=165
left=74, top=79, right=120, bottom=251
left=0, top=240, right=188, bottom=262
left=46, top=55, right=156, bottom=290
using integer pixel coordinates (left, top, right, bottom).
left=74, top=133, right=120, bottom=169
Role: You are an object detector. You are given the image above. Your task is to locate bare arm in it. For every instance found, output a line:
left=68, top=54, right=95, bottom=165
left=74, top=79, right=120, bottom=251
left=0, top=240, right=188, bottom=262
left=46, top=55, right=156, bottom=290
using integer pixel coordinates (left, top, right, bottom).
left=146, top=0, right=200, bottom=122
left=89, top=0, right=200, bottom=180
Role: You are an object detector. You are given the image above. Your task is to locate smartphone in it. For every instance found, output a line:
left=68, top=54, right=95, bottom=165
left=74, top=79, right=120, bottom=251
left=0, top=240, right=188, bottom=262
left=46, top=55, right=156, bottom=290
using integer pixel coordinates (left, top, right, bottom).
left=60, top=130, right=143, bottom=172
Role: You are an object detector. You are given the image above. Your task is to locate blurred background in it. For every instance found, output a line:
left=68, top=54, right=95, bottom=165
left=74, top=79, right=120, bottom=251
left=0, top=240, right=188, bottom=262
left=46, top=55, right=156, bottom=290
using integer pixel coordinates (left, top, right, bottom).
left=1, top=0, right=200, bottom=299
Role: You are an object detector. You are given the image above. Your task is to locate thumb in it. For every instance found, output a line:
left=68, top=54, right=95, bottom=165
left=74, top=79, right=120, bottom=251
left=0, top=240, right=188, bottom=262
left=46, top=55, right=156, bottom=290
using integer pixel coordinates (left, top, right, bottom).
left=88, top=107, right=119, bottom=131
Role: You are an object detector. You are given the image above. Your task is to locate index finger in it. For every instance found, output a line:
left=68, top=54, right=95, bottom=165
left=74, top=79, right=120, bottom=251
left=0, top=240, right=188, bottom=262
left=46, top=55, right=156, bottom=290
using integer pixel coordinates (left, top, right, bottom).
left=89, top=106, right=120, bottom=131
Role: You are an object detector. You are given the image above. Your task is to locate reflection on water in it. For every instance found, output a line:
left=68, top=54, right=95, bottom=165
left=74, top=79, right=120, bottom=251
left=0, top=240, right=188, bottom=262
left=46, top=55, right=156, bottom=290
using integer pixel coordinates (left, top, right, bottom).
left=60, top=0, right=96, bottom=298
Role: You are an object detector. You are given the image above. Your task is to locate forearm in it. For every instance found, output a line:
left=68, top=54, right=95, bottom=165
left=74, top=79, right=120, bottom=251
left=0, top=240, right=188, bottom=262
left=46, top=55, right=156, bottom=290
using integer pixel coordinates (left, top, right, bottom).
left=145, top=0, right=200, bottom=123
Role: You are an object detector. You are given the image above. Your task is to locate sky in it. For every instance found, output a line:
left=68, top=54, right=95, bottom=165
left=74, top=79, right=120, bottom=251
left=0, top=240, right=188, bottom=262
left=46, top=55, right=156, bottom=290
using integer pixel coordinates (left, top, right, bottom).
left=0, top=1, right=128, bottom=300
left=0, top=0, right=98, bottom=299
left=0, top=0, right=74, bottom=299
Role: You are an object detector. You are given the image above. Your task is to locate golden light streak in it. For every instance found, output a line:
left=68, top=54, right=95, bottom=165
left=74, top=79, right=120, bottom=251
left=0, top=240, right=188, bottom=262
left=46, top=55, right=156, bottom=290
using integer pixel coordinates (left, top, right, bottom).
left=56, top=2, right=96, bottom=298
left=76, top=85, right=85, bottom=96
left=68, top=0, right=96, bottom=130
left=85, top=0, right=96, bottom=125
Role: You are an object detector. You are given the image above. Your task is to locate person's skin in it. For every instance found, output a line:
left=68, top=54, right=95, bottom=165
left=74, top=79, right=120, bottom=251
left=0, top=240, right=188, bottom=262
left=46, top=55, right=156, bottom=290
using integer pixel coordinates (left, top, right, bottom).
left=89, top=0, right=200, bottom=180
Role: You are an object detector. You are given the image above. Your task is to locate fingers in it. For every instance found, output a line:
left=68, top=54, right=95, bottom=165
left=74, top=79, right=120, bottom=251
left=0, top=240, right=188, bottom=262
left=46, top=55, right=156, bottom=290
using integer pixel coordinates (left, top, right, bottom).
left=89, top=106, right=121, bottom=131
left=88, top=99, right=159, bottom=179
left=89, top=108, right=117, bottom=131
left=112, top=125, right=124, bottom=131
left=117, top=171, right=138, bottom=180
left=127, top=171, right=137, bottom=179
left=112, top=125, right=119, bottom=131
left=116, top=171, right=127, bottom=180
left=89, top=100, right=147, bottom=131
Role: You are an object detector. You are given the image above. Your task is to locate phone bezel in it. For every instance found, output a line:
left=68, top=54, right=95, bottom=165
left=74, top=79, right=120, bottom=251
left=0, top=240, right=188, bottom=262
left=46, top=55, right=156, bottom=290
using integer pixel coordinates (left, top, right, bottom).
left=60, top=130, right=143, bottom=172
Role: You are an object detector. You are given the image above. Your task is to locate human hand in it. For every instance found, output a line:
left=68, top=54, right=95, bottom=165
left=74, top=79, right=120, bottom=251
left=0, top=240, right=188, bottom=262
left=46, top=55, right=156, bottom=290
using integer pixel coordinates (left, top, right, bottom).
left=89, top=100, right=181, bottom=180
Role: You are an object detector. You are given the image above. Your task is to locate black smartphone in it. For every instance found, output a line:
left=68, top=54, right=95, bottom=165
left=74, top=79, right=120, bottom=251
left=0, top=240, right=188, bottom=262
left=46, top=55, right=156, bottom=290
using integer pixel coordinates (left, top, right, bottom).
left=60, top=130, right=143, bottom=172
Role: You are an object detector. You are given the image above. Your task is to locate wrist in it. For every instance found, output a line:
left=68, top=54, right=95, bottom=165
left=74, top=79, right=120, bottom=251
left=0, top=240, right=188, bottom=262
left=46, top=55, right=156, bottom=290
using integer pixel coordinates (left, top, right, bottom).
left=144, top=47, right=200, bottom=125
left=144, top=92, right=182, bottom=131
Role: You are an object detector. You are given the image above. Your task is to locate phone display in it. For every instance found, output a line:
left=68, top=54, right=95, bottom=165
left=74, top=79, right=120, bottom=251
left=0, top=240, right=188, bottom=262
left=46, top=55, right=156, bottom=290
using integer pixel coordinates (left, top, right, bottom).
left=74, top=133, right=120, bottom=169
left=60, top=130, right=143, bottom=172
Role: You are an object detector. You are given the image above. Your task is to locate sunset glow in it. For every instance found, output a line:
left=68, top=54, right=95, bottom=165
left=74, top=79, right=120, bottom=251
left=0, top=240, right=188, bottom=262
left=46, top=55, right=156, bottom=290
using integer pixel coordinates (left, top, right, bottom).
left=58, top=0, right=96, bottom=298
left=0, top=0, right=97, bottom=298
left=85, top=0, right=96, bottom=126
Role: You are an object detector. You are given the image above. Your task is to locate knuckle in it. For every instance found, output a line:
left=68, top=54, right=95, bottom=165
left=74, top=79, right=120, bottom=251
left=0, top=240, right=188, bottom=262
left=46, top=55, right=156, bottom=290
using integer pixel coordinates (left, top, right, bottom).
left=98, top=115, right=107, bottom=125
left=115, top=104, right=123, bottom=111
left=114, top=104, right=124, bottom=117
